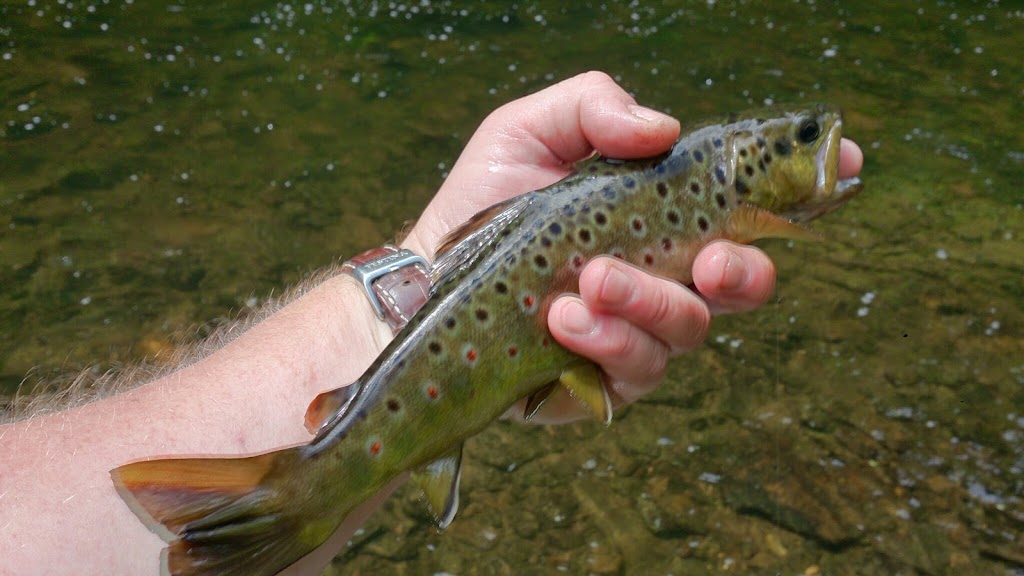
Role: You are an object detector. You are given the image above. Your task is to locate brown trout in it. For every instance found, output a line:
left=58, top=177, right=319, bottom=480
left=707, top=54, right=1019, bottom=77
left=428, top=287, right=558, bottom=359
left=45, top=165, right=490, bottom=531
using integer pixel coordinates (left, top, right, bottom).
left=111, top=104, right=863, bottom=575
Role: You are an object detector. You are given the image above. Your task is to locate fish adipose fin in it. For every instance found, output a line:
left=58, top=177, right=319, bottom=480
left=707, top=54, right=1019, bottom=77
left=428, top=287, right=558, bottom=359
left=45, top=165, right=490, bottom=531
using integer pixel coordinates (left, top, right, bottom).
left=727, top=204, right=821, bottom=244
left=411, top=446, right=464, bottom=529
left=304, top=382, right=359, bottom=434
left=111, top=448, right=316, bottom=576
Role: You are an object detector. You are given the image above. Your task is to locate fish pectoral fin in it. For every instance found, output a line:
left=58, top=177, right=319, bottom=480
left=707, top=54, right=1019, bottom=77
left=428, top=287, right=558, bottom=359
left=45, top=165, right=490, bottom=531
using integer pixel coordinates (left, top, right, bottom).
left=304, top=383, right=358, bottom=435
left=559, top=362, right=612, bottom=425
left=523, top=381, right=559, bottom=421
left=412, top=446, right=464, bottom=530
left=727, top=204, right=822, bottom=243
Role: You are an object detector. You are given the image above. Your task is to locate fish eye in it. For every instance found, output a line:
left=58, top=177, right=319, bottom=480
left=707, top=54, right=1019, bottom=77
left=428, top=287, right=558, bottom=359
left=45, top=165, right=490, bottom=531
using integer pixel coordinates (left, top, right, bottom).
left=798, top=119, right=820, bottom=143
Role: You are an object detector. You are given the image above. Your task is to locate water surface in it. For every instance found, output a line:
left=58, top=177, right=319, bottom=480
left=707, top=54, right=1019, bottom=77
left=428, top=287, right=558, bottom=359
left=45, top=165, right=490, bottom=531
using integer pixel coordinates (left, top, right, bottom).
left=2, top=1, right=1022, bottom=574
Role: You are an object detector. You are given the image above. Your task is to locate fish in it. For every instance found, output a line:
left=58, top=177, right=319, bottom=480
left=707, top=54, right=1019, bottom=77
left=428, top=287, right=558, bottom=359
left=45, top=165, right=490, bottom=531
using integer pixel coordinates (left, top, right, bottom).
left=111, top=104, right=863, bottom=576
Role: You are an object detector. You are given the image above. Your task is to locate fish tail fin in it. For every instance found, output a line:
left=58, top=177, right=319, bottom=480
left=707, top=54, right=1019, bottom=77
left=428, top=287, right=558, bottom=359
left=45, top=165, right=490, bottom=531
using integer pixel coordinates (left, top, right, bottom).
left=111, top=447, right=325, bottom=576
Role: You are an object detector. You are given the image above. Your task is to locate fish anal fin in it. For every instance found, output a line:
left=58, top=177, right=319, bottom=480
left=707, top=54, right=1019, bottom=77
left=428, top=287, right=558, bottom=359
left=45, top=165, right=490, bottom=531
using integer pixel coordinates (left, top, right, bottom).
left=727, top=204, right=821, bottom=244
left=411, top=446, right=464, bottom=530
left=304, top=384, right=358, bottom=434
left=559, top=362, right=612, bottom=425
left=523, top=381, right=559, bottom=421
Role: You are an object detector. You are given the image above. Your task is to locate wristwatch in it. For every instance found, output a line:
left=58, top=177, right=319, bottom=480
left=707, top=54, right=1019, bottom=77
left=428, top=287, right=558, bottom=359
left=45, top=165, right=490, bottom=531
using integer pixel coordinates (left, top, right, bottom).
left=340, top=245, right=431, bottom=334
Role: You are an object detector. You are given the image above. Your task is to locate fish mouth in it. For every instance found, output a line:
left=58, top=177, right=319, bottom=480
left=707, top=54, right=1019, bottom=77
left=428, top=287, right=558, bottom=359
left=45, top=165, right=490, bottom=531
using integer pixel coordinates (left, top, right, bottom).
left=787, top=116, right=864, bottom=222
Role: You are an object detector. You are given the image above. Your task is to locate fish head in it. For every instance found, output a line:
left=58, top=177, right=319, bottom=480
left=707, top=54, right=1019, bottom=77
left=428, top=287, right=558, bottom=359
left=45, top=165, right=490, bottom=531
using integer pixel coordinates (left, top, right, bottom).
left=734, top=104, right=863, bottom=223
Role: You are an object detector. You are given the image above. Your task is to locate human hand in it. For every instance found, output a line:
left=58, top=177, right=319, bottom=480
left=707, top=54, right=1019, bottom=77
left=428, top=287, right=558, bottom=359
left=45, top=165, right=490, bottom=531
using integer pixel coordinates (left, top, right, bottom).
left=402, top=71, right=864, bottom=424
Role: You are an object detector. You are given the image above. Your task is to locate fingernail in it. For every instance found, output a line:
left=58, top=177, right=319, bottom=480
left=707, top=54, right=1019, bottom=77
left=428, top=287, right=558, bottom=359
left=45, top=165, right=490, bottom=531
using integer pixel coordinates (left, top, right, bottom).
left=628, top=104, right=673, bottom=125
left=712, top=249, right=750, bottom=292
left=561, top=300, right=597, bottom=336
left=598, top=264, right=633, bottom=307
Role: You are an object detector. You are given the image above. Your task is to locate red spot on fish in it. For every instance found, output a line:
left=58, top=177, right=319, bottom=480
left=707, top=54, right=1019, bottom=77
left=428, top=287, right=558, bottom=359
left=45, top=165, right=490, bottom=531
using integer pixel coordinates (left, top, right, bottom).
left=632, top=218, right=643, bottom=231
left=466, top=348, right=477, bottom=362
left=542, top=337, right=550, bottom=347
left=523, top=295, right=535, bottom=308
left=370, top=441, right=382, bottom=455
left=613, top=251, right=624, bottom=259
left=644, top=254, right=654, bottom=265
left=508, top=346, right=518, bottom=357
left=427, top=385, right=439, bottom=399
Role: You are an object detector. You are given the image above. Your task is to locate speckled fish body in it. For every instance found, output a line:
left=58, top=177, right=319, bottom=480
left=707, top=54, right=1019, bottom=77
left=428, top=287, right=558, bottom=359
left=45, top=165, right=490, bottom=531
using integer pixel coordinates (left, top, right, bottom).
left=111, top=105, right=863, bottom=576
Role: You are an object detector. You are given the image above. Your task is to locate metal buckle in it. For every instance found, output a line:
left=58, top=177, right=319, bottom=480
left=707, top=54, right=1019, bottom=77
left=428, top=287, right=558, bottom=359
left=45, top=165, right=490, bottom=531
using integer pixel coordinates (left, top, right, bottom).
left=345, top=248, right=429, bottom=319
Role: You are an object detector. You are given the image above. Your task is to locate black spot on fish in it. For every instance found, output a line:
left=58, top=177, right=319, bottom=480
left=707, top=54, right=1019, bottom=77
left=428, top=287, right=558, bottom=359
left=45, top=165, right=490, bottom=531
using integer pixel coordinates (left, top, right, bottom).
left=475, top=308, right=489, bottom=321
left=549, top=222, right=562, bottom=236
left=744, top=165, right=755, bottom=177
left=623, top=177, right=636, bottom=189
left=445, top=317, right=457, bottom=329
left=595, top=212, right=607, bottom=226
left=755, top=118, right=766, bottom=126
left=534, top=254, right=548, bottom=269
left=501, top=229, right=512, bottom=237
left=774, top=139, right=791, bottom=157
left=714, top=166, right=726, bottom=184
left=387, top=399, right=400, bottom=412
left=693, top=150, right=704, bottom=163
left=661, top=238, right=672, bottom=251
left=715, top=193, right=727, bottom=208
left=690, top=182, right=701, bottom=195
left=713, top=137, right=723, bottom=148
left=735, top=178, right=749, bottom=196
left=495, top=281, right=508, bottom=294
left=428, top=341, right=442, bottom=355
left=588, top=164, right=598, bottom=172
left=654, top=163, right=666, bottom=174
left=563, top=204, right=576, bottom=217
left=758, top=159, right=766, bottom=173
left=698, top=216, right=709, bottom=231
left=602, top=186, right=616, bottom=200
left=667, top=210, right=680, bottom=225
left=541, top=236, right=552, bottom=247
left=578, top=229, right=592, bottom=243
left=763, top=152, right=772, bottom=164
left=739, top=148, right=748, bottom=158
left=756, top=137, right=766, bottom=149
left=656, top=182, right=668, bottom=198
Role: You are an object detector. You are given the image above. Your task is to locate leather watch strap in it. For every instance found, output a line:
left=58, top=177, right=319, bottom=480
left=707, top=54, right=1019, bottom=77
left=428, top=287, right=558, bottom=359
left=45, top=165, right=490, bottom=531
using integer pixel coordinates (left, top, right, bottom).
left=341, top=245, right=430, bottom=334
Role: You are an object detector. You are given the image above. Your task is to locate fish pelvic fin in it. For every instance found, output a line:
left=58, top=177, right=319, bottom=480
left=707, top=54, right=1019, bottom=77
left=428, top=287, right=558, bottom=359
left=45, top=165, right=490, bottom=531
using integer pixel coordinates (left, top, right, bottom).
left=559, top=362, right=612, bottom=425
left=111, top=448, right=324, bottom=576
left=522, top=363, right=612, bottom=425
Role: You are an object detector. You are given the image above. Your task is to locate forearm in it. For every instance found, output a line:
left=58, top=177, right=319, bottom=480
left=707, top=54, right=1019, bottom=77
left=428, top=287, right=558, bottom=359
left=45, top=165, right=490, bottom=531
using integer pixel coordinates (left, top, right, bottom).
left=0, top=260, right=411, bottom=573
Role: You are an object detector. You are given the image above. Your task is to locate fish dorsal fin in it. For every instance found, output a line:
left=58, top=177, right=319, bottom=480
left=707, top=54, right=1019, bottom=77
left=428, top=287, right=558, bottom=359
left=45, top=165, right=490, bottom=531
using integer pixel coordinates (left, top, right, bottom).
left=430, top=194, right=537, bottom=286
left=559, top=362, right=612, bottom=425
left=411, top=446, right=464, bottom=529
left=304, top=383, right=359, bottom=435
left=727, top=204, right=822, bottom=244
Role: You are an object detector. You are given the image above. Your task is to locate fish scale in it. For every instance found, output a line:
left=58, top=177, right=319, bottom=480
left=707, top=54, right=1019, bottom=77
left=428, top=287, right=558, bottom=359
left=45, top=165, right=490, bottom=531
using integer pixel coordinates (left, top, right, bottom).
left=111, top=104, right=864, bottom=576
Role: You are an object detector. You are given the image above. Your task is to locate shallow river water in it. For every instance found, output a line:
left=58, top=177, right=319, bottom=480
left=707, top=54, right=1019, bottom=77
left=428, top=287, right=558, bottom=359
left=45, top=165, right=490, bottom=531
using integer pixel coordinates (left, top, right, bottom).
left=2, top=1, right=1022, bottom=574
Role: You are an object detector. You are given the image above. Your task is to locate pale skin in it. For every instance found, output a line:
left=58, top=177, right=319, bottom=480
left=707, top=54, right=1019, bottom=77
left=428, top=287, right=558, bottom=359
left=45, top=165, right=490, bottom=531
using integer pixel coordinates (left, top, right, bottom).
left=0, top=72, right=863, bottom=575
